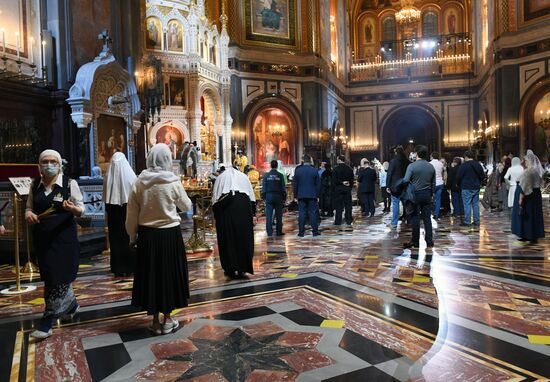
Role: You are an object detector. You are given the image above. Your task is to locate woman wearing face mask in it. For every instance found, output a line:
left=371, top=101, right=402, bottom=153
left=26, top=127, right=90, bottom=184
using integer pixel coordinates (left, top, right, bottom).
left=25, top=150, right=84, bottom=339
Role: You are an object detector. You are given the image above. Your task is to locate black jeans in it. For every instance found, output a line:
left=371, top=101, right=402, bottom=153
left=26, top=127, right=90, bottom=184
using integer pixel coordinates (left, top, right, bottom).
left=334, top=190, right=352, bottom=225
left=410, top=189, right=433, bottom=245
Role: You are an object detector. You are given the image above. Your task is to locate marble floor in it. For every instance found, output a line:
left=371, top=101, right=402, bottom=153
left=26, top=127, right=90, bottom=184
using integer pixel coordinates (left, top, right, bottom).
left=2, top=202, right=550, bottom=382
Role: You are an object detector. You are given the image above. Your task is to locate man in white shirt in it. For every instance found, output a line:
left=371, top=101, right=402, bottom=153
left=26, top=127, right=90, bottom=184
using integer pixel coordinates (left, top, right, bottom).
left=430, top=152, right=445, bottom=219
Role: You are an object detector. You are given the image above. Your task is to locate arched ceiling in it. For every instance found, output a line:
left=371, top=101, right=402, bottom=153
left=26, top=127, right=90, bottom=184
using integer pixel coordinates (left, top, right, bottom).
left=348, top=0, right=470, bottom=17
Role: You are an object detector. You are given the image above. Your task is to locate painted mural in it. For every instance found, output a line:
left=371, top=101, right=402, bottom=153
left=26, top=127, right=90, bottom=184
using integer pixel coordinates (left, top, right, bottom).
left=243, top=0, right=297, bottom=48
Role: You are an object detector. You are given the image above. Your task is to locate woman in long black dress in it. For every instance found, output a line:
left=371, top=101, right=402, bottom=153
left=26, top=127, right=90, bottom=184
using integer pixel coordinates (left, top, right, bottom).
left=511, top=150, right=544, bottom=244
left=212, top=166, right=256, bottom=279
left=126, top=144, right=192, bottom=334
left=104, top=152, right=136, bottom=276
left=25, top=149, right=84, bottom=339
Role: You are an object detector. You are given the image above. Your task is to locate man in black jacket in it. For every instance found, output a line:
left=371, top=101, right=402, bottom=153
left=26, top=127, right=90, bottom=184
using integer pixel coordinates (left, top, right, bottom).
left=332, top=155, right=354, bottom=225
left=357, top=160, right=377, bottom=217
left=262, top=160, right=287, bottom=237
left=386, top=146, right=409, bottom=227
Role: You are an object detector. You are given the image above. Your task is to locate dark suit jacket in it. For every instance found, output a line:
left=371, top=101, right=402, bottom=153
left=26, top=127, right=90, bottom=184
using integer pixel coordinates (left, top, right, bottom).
left=332, top=163, right=355, bottom=193
left=293, top=164, right=320, bottom=199
left=358, top=167, right=377, bottom=193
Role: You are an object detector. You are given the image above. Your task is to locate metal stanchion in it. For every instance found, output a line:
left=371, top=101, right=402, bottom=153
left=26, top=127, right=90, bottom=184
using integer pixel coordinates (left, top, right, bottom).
left=1, top=193, right=36, bottom=294
left=21, top=214, right=39, bottom=274
left=102, top=209, right=111, bottom=256
left=102, top=226, right=111, bottom=256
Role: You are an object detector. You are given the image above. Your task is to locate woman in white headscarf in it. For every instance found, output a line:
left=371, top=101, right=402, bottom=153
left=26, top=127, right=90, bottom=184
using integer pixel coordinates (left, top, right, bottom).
left=104, top=152, right=136, bottom=276
left=511, top=150, right=544, bottom=243
left=504, top=157, right=524, bottom=208
left=25, top=149, right=85, bottom=339
left=126, top=144, right=192, bottom=335
left=212, top=165, right=256, bottom=279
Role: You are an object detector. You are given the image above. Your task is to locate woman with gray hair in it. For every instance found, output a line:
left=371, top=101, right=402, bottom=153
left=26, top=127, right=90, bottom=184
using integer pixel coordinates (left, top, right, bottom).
left=511, top=150, right=544, bottom=244
left=25, top=149, right=84, bottom=339
left=126, top=144, right=192, bottom=335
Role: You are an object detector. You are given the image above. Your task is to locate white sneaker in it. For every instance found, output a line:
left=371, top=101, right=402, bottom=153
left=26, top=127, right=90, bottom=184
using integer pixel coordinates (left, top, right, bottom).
left=30, top=329, right=52, bottom=340
left=162, top=318, right=179, bottom=334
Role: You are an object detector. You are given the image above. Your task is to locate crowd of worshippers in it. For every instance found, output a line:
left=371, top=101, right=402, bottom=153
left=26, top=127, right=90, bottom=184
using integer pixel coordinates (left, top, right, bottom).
left=19, top=143, right=545, bottom=340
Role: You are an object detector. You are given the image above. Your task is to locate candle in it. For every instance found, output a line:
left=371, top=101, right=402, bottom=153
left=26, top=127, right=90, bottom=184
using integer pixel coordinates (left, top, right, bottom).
left=1, top=28, right=5, bottom=55
left=29, top=36, right=34, bottom=65
left=41, top=40, right=46, bottom=67
left=15, top=32, right=20, bottom=59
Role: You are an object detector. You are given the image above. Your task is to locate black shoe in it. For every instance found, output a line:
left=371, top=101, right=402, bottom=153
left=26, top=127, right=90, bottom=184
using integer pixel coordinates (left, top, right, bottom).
left=426, top=242, right=434, bottom=248
left=459, top=223, right=470, bottom=227
left=403, top=242, right=419, bottom=249
left=276, top=232, right=285, bottom=236
left=313, top=232, right=321, bottom=237
left=297, top=233, right=305, bottom=237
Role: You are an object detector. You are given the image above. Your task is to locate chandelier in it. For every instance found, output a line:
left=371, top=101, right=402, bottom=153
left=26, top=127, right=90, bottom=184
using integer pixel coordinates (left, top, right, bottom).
left=395, top=0, right=421, bottom=25
left=270, top=123, right=286, bottom=137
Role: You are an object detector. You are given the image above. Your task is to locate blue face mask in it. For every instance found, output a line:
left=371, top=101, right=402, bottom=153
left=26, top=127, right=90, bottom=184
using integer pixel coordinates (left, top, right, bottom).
left=41, top=164, right=59, bottom=177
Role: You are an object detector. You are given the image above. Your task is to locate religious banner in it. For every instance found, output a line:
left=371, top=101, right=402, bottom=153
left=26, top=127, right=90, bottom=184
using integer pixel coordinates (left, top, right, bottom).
left=523, top=0, right=550, bottom=22
left=242, top=0, right=298, bottom=49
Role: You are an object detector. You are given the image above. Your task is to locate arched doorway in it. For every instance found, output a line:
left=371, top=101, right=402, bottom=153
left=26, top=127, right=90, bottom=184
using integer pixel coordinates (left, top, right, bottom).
left=520, top=78, right=550, bottom=159
left=245, top=98, right=303, bottom=172
left=199, top=88, right=221, bottom=161
left=380, top=105, right=441, bottom=161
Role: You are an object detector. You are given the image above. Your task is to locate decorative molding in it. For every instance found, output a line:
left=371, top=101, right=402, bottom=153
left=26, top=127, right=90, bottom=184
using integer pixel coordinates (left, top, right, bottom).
left=280, top=82, right=302, bottom=112
left=241, top=79, right=265, bottom=110
left=519, top=60, right=546, bottom=99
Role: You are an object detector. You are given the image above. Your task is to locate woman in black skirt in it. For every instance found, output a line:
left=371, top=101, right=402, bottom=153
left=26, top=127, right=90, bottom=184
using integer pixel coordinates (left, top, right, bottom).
left=212, top=166, right=256, bottom=279
left=511, top=150, right=544, bottom=244
left=104, top=152, right=136, bottom=276
left=126, top=144, right=192, bottom=334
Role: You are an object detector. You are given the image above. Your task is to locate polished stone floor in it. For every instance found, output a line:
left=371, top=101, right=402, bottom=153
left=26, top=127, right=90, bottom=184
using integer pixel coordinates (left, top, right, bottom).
left=2, top=201, right=550, bottom=381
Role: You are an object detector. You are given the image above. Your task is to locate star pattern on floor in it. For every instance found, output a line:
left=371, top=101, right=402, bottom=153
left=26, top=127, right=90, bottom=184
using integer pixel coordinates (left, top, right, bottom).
left=163, top=329, right=311, bottom=381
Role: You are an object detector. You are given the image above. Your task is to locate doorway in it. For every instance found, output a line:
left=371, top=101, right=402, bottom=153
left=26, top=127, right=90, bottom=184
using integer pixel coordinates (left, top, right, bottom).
left=380, top=106, right=440, bottom=160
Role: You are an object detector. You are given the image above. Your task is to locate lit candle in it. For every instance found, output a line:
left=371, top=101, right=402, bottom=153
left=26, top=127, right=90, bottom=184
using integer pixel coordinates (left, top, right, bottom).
left=1, top=28, right=5, bottom=55
left=29, top=36, right=34, bottom=65
left=41, top=40, right=46, bottom=67
left=15, top=32, right=20, bottom=59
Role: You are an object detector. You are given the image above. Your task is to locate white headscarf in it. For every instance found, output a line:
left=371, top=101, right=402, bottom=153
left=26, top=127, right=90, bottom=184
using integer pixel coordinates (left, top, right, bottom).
left=38, top=149, right=63, bottom=175
left=511, top=157, right=521, bottom=167
left=212, top=166, right=256, bottom=204
left=525, top=149, right=544, bottom=177
left=104, top=152, right=136, bottom=205
left=139, top=144, right=179, bottom=186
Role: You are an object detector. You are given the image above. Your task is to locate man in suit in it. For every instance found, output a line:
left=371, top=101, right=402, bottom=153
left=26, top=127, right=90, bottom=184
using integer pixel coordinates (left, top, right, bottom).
left=332, top=155, right=355, bottom=225
left=293, top=154, right=320, bottom=237
left=262, top=160, right=287, bottom=237
left=358, top=160, right=378, bottom=217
